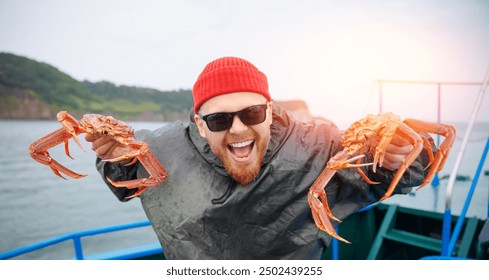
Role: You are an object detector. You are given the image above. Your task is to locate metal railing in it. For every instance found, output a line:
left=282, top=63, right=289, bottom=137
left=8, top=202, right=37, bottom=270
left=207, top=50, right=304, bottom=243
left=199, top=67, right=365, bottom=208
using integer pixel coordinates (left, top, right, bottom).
left=443, top=137, right=489, bottom=256
left=441, top=67, right=489, bottom=256
left=0, top=220, right=160, bottom=260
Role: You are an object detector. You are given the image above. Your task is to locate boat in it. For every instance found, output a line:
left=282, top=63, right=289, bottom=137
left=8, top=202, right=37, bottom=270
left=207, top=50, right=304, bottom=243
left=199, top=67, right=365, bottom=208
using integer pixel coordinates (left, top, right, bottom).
left=0, top=200, right=487, bottom=260
left=324, top=203, right=488, bottom=260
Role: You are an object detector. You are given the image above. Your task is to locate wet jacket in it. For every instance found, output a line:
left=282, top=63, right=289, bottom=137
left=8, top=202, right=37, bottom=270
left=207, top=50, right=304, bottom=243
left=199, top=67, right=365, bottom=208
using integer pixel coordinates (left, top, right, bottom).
left=96, top=105, right=429, bottom=259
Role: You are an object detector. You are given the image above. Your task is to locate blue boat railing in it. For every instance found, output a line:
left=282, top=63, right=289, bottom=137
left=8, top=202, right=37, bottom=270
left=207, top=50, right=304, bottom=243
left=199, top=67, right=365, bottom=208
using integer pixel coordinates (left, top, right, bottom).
left=441, top=137, right=489, bottom=257
left=0, top=220, right=162, bottom=260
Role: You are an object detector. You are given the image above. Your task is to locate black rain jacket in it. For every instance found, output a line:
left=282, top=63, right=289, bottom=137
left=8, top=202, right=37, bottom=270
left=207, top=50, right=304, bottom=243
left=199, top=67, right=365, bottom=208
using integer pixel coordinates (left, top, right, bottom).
left=96, top=105, right=430, bottom=259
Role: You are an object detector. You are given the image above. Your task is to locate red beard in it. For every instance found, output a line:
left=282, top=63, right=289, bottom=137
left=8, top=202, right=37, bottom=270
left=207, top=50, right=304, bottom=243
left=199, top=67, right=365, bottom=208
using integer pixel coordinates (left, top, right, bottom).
left=211, top=130, right=269, bottom=186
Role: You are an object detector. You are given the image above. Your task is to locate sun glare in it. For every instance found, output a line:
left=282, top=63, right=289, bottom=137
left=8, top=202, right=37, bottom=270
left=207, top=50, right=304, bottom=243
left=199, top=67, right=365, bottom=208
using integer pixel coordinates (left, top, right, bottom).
left=269, top=15, right=486, bottom=126
left=320, top=23, right=438, bottom=90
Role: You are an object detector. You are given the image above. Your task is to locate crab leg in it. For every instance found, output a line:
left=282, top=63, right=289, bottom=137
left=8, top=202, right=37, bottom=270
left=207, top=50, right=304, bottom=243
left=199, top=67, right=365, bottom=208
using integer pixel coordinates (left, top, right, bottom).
left=354, top=147, right=380, bottom=184
left=29, top=128, right=87, bottom=179
left=308, top=154, right=353, bottom=243
left=106, top=141, right=169, bottom=198
left=379, top=122, right=424, bottom=200
left=327, top=152, right=372, bottom=170
left=403, top=119, right=456, bottom=189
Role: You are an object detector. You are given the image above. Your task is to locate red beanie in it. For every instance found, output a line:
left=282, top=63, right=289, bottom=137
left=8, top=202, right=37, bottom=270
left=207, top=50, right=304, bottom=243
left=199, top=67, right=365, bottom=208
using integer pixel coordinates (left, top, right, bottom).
left=192, top=57, right=271, bottom=112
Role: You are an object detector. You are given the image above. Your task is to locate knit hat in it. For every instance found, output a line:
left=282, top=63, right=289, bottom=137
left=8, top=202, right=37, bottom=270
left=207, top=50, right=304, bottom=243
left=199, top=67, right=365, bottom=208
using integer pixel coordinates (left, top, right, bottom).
left=192, top=57, right=271, bottom=112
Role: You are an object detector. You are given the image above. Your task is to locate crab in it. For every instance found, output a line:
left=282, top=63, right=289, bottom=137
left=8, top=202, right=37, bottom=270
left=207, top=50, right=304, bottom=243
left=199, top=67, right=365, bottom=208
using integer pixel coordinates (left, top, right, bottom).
left=307, top=112, right=456, bottom=243
left=29, top=111, right=168, bottom=198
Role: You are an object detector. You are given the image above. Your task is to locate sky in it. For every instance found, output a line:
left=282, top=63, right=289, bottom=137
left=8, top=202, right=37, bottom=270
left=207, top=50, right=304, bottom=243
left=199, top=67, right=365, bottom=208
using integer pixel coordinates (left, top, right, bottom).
left=1, top=0, right=488, bottom=128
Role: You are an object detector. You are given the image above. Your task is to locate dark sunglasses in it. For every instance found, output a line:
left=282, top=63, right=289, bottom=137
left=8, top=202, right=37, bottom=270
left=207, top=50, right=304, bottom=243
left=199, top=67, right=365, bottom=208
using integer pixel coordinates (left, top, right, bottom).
left=200, top=104, right=268, bottom=132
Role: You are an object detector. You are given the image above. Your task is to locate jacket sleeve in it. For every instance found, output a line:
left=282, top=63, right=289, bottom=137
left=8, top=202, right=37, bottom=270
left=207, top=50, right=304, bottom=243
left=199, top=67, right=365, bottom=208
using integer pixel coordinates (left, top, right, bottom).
left=96, top=158, right=139, bottom=201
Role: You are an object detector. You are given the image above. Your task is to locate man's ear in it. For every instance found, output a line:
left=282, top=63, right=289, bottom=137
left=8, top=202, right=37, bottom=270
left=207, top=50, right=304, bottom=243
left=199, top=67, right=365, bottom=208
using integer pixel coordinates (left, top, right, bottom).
left=194, top=114, right=207, bottom=138
left=266, top=101, right=273, bottom=126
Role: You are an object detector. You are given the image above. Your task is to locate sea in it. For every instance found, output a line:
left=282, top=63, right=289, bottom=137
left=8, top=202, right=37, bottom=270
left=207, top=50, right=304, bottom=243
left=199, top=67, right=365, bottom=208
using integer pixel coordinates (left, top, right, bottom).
left=0, top=120, right=488, bottom=259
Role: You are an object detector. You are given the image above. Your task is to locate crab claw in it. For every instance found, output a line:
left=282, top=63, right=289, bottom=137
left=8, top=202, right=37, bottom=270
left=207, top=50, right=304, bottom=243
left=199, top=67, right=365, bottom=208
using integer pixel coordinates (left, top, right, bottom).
left=308, top=192, right=351, bottom=244
left=57, top=111, right=86, bottom=152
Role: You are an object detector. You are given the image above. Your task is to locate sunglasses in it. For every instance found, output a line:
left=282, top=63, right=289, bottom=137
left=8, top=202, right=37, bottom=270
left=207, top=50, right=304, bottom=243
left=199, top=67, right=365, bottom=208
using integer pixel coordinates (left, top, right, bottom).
left=200, top=104, right=269, bottom=132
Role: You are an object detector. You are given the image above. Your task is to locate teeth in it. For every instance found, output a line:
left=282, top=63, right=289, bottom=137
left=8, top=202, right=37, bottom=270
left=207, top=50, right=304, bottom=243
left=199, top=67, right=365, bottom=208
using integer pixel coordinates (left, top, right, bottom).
left=229, top=140, right=253, bottom=148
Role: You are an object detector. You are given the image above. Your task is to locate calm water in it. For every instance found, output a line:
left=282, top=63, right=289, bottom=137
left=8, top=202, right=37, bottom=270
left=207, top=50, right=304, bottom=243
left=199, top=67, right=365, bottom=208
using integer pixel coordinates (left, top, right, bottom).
left=0, top=120, right=165, bottom=259
left=0, top=120, right=488, bottom=259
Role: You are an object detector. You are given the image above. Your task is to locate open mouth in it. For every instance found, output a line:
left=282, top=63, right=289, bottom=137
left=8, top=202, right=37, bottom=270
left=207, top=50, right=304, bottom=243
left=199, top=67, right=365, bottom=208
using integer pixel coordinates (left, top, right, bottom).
left=228, top=139, right=255, bottom=163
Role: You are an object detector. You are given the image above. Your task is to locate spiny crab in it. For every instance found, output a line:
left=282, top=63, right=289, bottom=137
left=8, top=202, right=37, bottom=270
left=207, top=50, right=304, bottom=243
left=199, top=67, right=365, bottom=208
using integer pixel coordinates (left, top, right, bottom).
left=29, top=111, right=168, bottom=198
left=308, top=112, right=456, bottom=243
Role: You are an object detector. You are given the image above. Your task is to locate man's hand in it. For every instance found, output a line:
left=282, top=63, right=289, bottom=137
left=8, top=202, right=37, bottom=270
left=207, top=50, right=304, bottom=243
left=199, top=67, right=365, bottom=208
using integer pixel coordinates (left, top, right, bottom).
left=85, top=134, right=131, bottom=162
left=381, top=135, right=414, bottom=171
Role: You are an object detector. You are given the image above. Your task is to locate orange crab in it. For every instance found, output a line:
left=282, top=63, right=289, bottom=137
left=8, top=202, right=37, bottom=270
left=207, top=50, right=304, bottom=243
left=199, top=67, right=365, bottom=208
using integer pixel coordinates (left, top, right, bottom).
left=29, top=111, right=168, bottom=198
left=308, top=112, right=456, bottom=243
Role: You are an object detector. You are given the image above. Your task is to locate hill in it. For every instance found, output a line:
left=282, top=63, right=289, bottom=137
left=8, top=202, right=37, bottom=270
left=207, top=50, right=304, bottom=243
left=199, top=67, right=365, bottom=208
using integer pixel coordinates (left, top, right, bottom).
left=0, top=52, right=193, bottom=121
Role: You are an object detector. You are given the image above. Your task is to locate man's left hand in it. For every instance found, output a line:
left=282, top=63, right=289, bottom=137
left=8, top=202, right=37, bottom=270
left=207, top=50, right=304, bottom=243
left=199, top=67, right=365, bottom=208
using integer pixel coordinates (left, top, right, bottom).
left=381, top=135, right=414, bottom=171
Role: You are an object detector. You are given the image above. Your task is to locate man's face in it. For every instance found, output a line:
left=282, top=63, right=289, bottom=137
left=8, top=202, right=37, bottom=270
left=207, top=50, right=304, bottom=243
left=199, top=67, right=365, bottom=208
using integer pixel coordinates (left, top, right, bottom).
left=195, top=92, right=273, bottom=185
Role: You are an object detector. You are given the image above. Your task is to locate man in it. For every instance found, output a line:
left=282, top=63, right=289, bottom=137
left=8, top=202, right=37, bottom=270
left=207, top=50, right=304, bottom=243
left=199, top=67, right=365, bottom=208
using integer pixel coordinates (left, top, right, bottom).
left=86, top=56, right=430, bottom=259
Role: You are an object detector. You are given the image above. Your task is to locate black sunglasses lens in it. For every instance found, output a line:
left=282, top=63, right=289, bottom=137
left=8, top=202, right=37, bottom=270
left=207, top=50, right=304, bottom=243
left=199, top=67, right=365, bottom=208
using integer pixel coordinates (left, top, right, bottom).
left=238, top=105, right=267, bottom=126
left=205, top=113, right=233, bottom=132
left=203, top=104, right=268, bottom=132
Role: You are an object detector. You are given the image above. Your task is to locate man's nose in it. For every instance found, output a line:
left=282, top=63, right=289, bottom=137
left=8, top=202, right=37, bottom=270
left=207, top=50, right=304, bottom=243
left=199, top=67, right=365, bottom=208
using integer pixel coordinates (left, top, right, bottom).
left=228, top=115, right=248, bottom=134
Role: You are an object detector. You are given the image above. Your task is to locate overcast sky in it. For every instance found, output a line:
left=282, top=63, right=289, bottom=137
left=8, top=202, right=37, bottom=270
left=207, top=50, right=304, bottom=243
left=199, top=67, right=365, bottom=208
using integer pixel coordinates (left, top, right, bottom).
left=1, top=0, right=488, bottom=127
